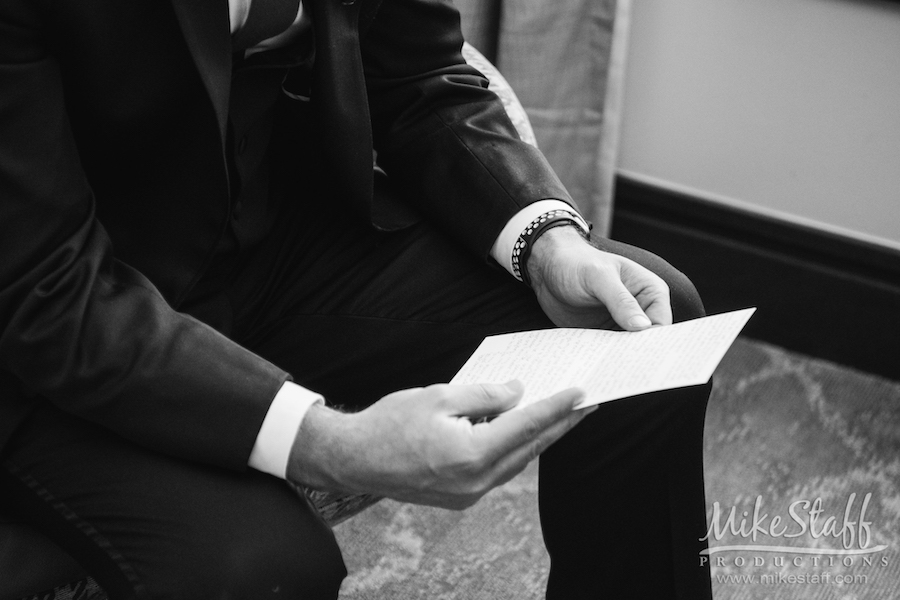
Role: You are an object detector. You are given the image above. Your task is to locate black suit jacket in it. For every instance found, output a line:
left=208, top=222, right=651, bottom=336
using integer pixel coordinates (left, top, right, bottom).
left=0, top=0, right=572, bottom=469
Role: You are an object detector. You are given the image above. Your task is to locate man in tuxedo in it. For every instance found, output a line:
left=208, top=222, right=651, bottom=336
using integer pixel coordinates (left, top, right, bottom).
left=0, top=0, right=713, bottom=597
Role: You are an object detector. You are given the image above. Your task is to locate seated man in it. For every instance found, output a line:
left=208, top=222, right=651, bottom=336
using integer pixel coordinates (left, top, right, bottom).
left=0, top=0, right=713, bottom=597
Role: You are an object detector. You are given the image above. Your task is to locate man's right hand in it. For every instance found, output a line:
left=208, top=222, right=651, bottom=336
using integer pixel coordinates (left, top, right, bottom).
left=286, top=382, right=594, bottom=510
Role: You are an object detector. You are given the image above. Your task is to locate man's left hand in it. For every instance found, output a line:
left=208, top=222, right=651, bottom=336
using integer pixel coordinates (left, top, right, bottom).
left=526, top=226, right=672, bottom=330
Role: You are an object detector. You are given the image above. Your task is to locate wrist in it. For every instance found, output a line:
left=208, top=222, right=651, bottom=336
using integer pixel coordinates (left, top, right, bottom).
left=286, top=403, right=356, bottom=492
left=526, top=223, right=591, bottom=289
left=513, top=210, right=589, bottom=286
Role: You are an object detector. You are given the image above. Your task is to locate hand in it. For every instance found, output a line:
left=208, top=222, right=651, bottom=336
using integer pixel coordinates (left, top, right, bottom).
left=527, top=226, right=672, bottom=330
left=287, top=381, right=593, bottom=510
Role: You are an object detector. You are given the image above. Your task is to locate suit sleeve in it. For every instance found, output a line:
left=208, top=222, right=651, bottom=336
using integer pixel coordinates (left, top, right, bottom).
left=361, top=0, right=577, bottom=258
left=0, top=3, right=288, bottom=469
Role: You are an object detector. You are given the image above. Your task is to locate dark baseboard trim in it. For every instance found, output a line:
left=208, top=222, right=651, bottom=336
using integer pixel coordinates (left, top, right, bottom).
left=610, top=174, right=900, bottom=381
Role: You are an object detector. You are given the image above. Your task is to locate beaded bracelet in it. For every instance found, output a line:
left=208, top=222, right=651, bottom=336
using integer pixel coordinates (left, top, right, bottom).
left=511, top=209, right=590, bottom=287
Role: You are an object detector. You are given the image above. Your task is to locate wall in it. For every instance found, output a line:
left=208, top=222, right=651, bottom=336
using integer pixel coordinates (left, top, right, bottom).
left=617, top=0, right=900, bottom=251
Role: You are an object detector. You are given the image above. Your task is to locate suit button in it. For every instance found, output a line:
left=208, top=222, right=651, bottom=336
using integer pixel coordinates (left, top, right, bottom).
left=341, top=0, right=356, bottom=5
left=233, top=201, right=243, bottom=220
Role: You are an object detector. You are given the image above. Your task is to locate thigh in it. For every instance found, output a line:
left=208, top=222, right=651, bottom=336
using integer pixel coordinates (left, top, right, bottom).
left=227, top=207, right=551, bottom=408
left=225, top=202, right=703, bottom=410
left=1, top=404, right=346, bottom=600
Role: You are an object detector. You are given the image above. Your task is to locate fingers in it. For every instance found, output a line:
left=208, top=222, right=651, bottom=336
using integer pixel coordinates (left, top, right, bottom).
left=586, top=256, right=671, bottom=330
left=480, top=389, right=595, bottom=489
left=439, top=380, right=525, bottom=418
left=481, top=388, right=586, bottom=460
left=642, top=289, right=673, bottom=326
left=353, top=385, right=591, bottom=510
left=430, top=388, right=592, bottom=508
left=591, top=275, right=654, bottom=330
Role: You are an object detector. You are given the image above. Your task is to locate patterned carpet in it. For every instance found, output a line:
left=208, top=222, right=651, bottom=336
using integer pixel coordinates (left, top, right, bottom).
left=333, top=338, right=900, bottom=599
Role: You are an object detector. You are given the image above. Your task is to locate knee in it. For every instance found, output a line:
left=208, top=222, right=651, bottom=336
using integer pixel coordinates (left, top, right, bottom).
left=589, top=236, right=705, bottom=323
left=214, top=529, right=347, bottom=599
left=639, top=247, right=705, bottom=322
left=662, top=262, right=706, bottom=323
left=165, top=514, right=347, bottom=600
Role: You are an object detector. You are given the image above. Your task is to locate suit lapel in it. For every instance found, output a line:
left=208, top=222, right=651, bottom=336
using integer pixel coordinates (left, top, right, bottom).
left=169, top=0, right=233, bottom=147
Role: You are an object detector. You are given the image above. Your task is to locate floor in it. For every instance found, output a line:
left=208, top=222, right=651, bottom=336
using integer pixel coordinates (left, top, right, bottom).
left=333, top=338, right=900, bottom=599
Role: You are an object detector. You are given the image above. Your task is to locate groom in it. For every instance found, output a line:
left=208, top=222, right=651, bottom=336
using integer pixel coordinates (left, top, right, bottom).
left=0, top=0, right=713, bottom=597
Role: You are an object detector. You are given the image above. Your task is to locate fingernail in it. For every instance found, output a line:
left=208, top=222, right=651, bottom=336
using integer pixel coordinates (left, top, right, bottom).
left=628, top=315, right=652, bottom=329
left=505, top=380, right=524, bottom=393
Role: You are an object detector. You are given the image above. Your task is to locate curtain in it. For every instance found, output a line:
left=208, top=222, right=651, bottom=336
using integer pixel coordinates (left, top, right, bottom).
left=455, top=0, right=631, bottom=235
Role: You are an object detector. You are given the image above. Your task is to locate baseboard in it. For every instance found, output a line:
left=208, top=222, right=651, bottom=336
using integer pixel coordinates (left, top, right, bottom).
left=610, top=174, right=900, bottom=381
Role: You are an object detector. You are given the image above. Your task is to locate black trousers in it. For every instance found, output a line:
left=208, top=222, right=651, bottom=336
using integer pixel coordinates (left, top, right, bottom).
left=1, top=197, right=713, bottom=599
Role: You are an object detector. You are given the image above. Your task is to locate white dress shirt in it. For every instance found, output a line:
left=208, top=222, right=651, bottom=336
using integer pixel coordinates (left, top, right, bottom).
left=230, top=0, right=582, bottom=478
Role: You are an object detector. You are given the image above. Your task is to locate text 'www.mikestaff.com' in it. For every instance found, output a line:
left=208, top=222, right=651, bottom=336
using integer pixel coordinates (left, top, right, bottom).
left=715, top=571, right=869, bottom=586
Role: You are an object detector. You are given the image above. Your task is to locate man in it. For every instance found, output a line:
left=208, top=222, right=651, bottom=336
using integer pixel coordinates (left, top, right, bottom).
left=0, top=0, right=713, bottom=597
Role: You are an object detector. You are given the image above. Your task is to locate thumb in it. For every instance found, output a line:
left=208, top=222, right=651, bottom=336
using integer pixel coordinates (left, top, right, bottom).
left=593, top=277, right=652, bottom=331
left=446, top=380, right=525, bottom=419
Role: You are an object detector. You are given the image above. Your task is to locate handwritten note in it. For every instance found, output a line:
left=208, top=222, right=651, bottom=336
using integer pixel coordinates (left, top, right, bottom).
left=450, top=308, right=756, bottom=410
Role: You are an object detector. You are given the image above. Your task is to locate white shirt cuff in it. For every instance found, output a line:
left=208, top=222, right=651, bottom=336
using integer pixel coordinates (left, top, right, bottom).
left=490, top=200, right=587, bottom=277
left=248, top=381, right=324, bottom=479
